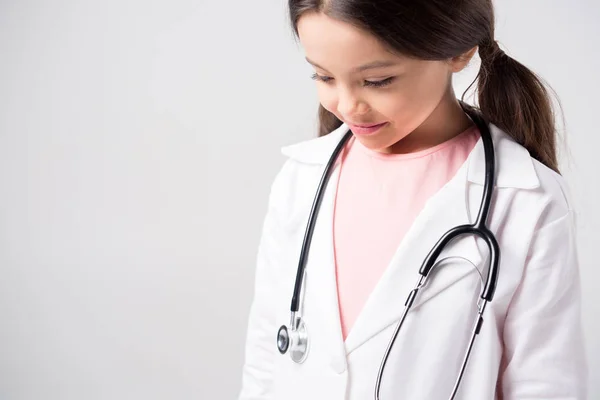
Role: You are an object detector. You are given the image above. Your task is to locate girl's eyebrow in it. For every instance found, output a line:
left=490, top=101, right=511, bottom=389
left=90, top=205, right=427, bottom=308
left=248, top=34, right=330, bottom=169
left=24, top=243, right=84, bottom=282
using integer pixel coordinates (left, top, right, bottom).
left=305, top=57, right=398, bottom=72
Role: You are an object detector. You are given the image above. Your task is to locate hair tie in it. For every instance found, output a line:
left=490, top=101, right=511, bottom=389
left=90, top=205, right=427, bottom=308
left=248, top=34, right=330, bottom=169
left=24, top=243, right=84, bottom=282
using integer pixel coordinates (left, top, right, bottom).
left=479, top=39, right=503, bottom=63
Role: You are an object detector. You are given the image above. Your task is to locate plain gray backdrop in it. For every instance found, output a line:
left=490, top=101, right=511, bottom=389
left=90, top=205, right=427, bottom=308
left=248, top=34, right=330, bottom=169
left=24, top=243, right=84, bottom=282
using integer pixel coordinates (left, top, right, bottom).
left=0, top=0, right=598, bottom=399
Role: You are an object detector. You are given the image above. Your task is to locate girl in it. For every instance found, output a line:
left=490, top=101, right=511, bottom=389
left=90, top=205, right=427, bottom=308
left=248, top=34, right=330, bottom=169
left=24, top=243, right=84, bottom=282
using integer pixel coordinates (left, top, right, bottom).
left=239, top=1, right=587, bottom=399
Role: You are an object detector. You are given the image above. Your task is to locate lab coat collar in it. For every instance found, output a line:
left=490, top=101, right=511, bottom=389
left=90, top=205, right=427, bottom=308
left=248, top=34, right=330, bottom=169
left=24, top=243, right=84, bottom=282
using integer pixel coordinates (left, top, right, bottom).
left=280, top=121, right=540, bottom=190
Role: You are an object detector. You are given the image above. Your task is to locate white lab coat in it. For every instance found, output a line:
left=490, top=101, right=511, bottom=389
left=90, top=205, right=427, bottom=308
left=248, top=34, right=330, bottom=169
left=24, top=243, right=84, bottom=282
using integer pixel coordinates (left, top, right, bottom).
left=238, top=122, right=587, bottom=400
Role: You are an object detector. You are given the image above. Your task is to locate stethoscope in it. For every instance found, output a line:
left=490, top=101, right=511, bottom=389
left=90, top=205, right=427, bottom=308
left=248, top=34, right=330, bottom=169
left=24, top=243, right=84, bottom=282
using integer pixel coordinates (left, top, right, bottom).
left=276, top=102, right=500, bottom=400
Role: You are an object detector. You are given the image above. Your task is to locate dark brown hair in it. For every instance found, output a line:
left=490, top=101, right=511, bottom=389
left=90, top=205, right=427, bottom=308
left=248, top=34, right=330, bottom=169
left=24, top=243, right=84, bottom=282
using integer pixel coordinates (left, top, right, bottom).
left=288, top=0, right=561, bottom=173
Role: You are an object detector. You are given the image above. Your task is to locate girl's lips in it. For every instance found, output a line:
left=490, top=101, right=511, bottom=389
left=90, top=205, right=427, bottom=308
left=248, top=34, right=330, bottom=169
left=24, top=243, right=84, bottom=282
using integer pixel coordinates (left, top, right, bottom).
left=348, top=122, right=388, bottom=135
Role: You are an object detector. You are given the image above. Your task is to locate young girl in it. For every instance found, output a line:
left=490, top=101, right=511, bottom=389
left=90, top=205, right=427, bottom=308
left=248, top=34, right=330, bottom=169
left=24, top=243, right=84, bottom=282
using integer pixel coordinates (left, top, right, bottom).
left=239, top=1, right=587, bottom=399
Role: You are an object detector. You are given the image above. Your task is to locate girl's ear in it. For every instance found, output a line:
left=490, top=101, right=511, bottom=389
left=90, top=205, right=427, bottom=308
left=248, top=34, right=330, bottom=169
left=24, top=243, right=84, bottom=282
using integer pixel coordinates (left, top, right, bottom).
left=448, top=45, right=478, bottom=73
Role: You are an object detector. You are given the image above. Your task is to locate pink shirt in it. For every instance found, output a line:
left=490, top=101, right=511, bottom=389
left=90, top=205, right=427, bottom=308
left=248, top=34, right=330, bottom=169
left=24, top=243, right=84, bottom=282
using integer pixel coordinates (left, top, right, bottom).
left=332, top=126, right=480, bottom=341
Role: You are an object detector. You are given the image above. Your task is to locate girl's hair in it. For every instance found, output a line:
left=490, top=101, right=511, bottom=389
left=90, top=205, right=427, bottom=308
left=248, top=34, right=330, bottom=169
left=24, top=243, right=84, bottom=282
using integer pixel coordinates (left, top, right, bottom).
left=288, top=0, right=561, bottom=173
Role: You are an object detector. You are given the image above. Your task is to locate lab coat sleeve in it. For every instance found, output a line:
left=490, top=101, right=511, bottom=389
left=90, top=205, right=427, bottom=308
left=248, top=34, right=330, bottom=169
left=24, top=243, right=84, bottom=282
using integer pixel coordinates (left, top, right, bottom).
left=238, top=163, right=288, bottom=400
left=500, top=210, right=588, bottom=399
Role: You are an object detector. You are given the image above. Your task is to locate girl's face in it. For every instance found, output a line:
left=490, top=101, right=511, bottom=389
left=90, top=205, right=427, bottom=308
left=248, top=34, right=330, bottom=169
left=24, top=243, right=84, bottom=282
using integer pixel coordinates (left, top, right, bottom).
left=297, top=12, right=471, bottom=153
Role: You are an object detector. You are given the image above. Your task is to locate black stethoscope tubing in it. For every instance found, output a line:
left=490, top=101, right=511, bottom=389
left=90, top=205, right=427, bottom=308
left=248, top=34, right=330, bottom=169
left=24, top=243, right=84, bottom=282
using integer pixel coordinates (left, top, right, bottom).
left=277, top=101, right=501, bottom=399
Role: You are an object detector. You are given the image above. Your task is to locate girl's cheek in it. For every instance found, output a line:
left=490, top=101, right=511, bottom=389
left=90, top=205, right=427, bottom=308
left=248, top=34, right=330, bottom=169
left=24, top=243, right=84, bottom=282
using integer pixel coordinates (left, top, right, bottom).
left=317, top=89, right=337, bottom=112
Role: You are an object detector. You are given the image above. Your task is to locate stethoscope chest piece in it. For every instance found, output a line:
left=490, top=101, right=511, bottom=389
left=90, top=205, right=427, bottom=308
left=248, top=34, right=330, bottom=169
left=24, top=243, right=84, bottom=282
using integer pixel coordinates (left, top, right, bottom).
left=277, top=319, right=309, bottom=363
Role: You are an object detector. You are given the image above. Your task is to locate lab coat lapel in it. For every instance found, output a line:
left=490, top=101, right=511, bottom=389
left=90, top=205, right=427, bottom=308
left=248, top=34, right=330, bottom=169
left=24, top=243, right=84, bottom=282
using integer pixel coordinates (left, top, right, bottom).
left=301, top=159, right=348, bottom=365
left=344, top=160, right=485, bottom=354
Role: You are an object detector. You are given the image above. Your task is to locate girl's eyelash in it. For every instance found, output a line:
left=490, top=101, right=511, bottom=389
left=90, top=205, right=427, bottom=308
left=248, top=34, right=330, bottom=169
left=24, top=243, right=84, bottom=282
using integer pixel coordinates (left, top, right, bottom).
left=310, top=73, right=394, bottom=88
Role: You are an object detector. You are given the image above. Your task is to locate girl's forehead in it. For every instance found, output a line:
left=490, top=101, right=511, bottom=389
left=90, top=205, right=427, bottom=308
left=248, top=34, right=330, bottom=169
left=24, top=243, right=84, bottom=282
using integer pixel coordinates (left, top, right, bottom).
left=298, top=13, right=380, bottom=49
left=298, top=14, right=409, bottom=70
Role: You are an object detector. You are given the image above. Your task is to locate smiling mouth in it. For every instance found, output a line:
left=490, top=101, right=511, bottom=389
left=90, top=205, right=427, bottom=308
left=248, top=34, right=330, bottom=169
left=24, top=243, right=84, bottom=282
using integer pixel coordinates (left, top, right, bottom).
left=348, top=122, right=386, bottom=128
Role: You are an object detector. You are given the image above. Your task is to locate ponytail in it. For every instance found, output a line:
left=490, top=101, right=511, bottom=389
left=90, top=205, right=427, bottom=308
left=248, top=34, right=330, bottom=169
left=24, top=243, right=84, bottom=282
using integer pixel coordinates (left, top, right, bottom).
left=475, top=38, right=560, bottom=173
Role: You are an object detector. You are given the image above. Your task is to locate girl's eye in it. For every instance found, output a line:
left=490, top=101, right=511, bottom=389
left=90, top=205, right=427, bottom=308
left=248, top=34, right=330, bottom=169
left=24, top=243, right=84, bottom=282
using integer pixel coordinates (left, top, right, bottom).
left=364, top=77, right=394, bottom=88
left=310, top=73, right=394, bottom=88
left=310, top=73, right=334, bottom=84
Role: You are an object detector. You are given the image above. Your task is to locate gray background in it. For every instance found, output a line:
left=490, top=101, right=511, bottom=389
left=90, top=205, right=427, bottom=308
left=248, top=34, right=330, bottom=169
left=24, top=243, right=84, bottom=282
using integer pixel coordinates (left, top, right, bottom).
left=0, top=0, right=597, bottom=399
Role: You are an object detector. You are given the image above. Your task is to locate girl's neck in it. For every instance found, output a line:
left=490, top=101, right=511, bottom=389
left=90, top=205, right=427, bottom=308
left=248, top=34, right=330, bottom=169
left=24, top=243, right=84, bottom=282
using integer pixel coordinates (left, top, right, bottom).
left=386, top=91, right=475, bottom=155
